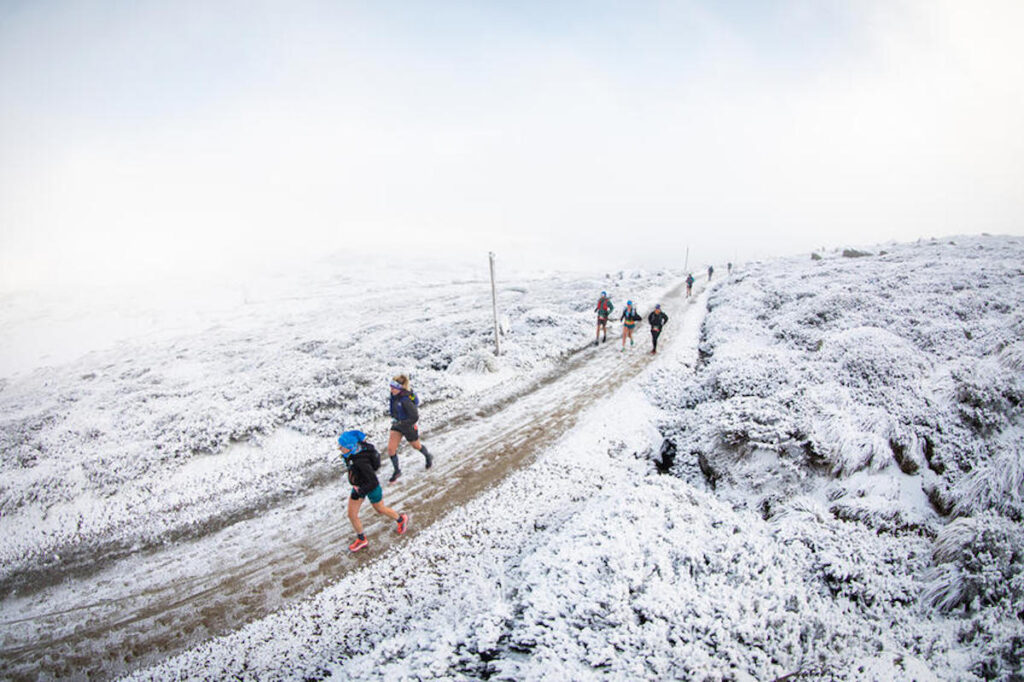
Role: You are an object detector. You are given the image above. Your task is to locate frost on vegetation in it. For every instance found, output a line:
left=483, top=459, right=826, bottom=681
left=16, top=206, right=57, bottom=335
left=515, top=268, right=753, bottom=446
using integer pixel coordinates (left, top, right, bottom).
left=923, top=512, right=1024, bottom=613
left=666, top=235, right=1024, bottom=501
left=953, top=428, right=1024, bottom=520
left=447, top=349, right=499, bottom=375
left=0, top=265, right=674, bottom=592
left=650, top=236, right=1024, bottom=677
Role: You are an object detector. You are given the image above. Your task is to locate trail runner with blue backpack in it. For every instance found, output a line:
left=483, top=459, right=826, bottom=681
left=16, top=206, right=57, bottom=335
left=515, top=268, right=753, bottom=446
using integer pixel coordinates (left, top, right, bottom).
left=386, top=374, right=433, bottom=483
left=337, top=430, right=409, bottom=552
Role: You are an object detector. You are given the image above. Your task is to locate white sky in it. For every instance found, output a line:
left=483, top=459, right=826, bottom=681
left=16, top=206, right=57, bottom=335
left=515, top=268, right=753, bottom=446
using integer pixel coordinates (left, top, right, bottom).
left=1, top=0, right=1023, bottom=291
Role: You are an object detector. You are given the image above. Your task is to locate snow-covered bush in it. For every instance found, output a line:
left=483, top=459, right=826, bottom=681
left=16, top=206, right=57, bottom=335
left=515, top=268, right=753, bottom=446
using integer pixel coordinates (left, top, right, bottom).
left=953, top=429, right=1024, bottom=521
left=922, top=511, right=1024, bottom=613
left=447, top=349, right=499, bottom=375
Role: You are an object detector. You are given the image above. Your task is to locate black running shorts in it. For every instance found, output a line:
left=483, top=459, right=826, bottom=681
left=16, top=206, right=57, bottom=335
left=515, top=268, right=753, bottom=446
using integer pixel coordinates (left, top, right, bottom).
left=391, top=420, right=419, bottom=442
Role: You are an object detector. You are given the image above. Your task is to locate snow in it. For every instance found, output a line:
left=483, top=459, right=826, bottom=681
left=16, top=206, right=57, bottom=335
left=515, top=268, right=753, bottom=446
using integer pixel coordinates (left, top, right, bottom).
left=2, top=235, right=1024, bottom=680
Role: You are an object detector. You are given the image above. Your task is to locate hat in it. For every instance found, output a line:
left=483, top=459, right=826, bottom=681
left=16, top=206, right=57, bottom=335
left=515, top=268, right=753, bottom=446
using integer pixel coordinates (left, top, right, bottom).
left=655, top=303, right=661, bottom=309
left=389, top=380, right=402, bottom=390
left=627, top=300, right=633, bottom=306
left=337, top=430, right=366, bottom=455
left=601, top=291, right=607, bottom=296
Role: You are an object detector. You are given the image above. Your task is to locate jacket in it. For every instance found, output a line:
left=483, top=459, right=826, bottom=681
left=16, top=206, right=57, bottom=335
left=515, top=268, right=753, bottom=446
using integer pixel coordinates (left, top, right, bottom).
left=648, top=311, right=668, bottom=331
left=346, top=442, right=381, bottom=495
left=389, top=390, right=420, bottom=423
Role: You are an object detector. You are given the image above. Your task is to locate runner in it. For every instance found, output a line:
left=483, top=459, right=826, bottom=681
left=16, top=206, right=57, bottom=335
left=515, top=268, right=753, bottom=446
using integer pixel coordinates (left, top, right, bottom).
left=685, top=273, right=694, bottom=297
left=594, top=291, right=614, bottom=345
left=336, top=429, right=409, bottom=552
left=648, top=303, right=668, bottom=354
left=708, top=265, right=714, bottom=281
left=620, top=300, right=641, bottom=351
left=386, top=374, right=433, bottom=483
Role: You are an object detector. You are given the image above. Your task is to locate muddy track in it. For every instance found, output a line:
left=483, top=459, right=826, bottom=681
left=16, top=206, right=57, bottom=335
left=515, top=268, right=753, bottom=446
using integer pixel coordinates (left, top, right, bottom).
left=0, top=281, right=705, bottom=681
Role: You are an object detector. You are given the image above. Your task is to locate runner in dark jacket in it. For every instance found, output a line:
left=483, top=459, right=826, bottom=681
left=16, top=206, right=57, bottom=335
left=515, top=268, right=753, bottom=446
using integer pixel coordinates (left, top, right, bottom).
left=685, top=274, right=694, bottom=297
left=648, top=304, right=668, bottom=354
left=386, top=374, right=433, bottom=483
left=337, top=430, right=408, bottom=552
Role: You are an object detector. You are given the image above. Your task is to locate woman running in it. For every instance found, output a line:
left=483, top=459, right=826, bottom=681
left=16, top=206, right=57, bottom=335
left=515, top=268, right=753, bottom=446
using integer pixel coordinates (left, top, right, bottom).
left=620, top=300, right=642, bottom=351
left=387, top=374, right=433, bottom=483
left=337, top=429, right=408, bottom=552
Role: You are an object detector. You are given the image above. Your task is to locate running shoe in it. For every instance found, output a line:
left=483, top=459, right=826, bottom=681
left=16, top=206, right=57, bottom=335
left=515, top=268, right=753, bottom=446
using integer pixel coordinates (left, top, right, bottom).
left=396, top=513, right=409, bottom=535
left=424, top=452, right=433, bottom=469
left=389, top=468, right=402, bottom=484
left=348, top=536, right=368, bottom=552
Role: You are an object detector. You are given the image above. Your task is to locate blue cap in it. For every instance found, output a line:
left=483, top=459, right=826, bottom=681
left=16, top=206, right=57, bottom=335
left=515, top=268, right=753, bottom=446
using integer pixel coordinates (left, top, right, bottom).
left=627, top=300, right=633, bottom=306
left=655, top=303, right=661, bottom=309
left=601, top=291, right=607, bottom=296
left=337, top=430, right=366, bottom=456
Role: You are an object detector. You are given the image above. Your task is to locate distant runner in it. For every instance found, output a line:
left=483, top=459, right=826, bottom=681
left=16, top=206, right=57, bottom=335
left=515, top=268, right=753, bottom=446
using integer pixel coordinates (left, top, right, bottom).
left=387, top=374, right=433, bottom=484
left=620, top=300, right=641, bottom=351
left=648, top=304, right=668, bottom=354
left=685, top=273, right=694, bottom=297
left=707, top=265, right=714, bottom=281
left=595, top=291, right=614, bottom=346
left=337, top=430, right=409, bottom=552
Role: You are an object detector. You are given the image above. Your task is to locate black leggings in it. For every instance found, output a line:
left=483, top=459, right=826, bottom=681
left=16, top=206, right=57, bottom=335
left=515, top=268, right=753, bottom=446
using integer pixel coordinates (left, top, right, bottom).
left=651, top=330, right=662, bottom=350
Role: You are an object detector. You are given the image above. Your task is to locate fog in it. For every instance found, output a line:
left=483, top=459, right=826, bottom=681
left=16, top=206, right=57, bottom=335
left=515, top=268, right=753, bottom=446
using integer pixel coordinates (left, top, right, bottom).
left=2, top=0, right=1023, bottom=292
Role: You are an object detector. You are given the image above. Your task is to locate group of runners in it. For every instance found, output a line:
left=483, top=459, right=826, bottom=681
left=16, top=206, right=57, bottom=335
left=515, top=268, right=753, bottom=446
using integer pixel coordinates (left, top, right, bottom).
left=334, top=374, right=433, bottom=553
left=337, top=269, right=729, bottom=553
left=594, top=291, right=670, bottom=354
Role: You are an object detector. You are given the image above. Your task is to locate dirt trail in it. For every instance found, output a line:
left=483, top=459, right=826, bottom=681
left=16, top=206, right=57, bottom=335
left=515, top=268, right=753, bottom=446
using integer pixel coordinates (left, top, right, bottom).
left=0, top=282, right=706, bottom=681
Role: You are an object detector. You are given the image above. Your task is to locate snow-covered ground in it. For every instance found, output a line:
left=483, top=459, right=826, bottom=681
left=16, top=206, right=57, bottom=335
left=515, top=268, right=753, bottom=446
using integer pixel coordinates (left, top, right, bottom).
left=3, top=236, right=1023, bottom=680
left=0, top=256, right=674, bottom=597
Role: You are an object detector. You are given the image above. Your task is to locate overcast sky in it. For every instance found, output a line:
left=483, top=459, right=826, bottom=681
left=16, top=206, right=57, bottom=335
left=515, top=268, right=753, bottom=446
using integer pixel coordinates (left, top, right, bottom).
left=1, top=0, right=1022, bottom=291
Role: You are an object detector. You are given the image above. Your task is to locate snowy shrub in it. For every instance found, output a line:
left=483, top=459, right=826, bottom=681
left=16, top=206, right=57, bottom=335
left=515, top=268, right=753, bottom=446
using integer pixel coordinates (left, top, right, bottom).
left=808, top=404, right=901, bottom=476
left=521, top=307, right=561, bottom=326
left=447, top=349, right=499, bottom=375
left=704, top=347, right=799, bottom=400
left=714, top=396, right=802, bottom=457
left=842, top=249, right=872, bottom=258
left=949, top=358, right=1023, bottom=437
left=953, top=429, right=1024, bottom=521
left=922, top=512, right=1024, bottom=613
left=818, top=326, right=931, bottom=394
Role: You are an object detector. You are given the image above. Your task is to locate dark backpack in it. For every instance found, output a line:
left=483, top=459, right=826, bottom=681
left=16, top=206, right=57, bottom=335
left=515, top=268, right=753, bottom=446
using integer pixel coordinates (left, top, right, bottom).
left=364, top=443, right=381, bottom=471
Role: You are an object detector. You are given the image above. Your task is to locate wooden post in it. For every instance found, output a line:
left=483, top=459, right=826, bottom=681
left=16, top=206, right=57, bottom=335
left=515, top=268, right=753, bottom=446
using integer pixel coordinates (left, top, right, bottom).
left=489, top=252, right=501, bottom=356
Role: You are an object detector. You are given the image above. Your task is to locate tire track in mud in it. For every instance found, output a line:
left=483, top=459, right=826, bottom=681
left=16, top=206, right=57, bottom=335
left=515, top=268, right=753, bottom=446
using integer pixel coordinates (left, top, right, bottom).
left=0, top=281, right=706, bottom=681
